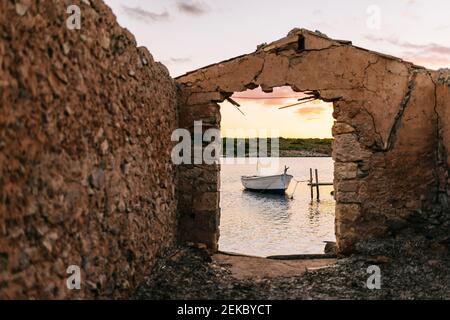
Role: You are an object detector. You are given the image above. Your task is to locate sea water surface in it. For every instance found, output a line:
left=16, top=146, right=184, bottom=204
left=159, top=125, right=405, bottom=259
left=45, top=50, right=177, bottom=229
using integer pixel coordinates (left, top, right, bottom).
left=219, top=157, right=335, bottom=257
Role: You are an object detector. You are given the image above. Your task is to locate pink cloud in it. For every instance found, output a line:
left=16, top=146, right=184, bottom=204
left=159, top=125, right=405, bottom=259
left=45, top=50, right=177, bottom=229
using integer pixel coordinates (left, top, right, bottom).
left=177, top=1, right=209, bottom=16
left=296, top=106, right=325, bottom=116
left=232, top=86, right=310, bottom=107
left=402, top=54, right=450, bottom=69
left=364, top=35, right=450, bottom=69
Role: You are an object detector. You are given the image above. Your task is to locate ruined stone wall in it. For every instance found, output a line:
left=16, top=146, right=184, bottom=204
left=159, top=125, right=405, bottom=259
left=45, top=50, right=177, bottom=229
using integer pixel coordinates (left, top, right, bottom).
left=176, top=29, right=450, bottom=253
left=435, top=70, right=450, bottom=233
left=0, top=1, right=178, bottom=298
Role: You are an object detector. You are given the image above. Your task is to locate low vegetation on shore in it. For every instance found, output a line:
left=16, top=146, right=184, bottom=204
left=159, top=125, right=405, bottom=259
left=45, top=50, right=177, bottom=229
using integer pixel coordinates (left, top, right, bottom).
left=221, top=138, right=333, bottom=157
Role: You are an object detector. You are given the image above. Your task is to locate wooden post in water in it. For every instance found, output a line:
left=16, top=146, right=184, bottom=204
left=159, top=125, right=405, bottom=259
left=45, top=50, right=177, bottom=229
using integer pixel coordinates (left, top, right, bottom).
left=308, top=168, right=333, bottom=201
left=315, top=169, right=320, bottom=201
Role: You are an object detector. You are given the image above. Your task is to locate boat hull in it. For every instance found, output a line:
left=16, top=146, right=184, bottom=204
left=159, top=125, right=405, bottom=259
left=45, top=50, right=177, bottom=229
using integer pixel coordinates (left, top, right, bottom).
left=241, top=174, right=293, bottom=194
left=244, top=188, right=288, bottom=195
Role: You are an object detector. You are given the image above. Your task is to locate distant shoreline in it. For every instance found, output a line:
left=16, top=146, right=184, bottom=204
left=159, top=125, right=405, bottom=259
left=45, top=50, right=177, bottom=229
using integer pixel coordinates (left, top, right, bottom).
left=220, top=154, right=331, bottom=158
left=221, top=138, right=332, bottom=158
left=279, top=150, right=330, bottom=157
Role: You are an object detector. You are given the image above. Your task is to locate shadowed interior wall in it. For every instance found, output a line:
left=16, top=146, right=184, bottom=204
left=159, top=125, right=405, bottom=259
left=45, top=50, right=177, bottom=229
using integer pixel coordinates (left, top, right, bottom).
left=0, top=1, right=178, bottom=298
left=175, top=29, right=450, bottom=253
left=436, top=71, right=450, bottom=229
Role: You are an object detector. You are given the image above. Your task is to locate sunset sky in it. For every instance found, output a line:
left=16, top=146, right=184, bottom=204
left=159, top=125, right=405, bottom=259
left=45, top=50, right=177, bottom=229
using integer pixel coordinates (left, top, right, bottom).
left=104, top=0, right=450, bottom=138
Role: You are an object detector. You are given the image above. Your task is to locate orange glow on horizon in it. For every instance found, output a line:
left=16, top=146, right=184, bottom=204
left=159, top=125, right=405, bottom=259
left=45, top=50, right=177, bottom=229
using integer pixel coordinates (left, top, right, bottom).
left=220, top=87, right=334, bottom=138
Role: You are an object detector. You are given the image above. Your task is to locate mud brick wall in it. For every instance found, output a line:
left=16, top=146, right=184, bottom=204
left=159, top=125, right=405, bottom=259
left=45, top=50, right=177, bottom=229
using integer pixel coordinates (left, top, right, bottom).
left=176, top=29, right=450, bottom=253
left=436, top=70, right=450, bottom=231
left=0, top=1, right=178, bottom=298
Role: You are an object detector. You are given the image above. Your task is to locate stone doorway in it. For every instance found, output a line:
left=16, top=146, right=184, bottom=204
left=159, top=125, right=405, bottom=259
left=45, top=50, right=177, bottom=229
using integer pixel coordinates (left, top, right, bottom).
left=217, top=86, right=335, bottom=257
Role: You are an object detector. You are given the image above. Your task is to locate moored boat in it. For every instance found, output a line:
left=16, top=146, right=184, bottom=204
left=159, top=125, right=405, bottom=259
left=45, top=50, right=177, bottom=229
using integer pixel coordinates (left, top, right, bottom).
left=241, top=166, right=293, bottom=194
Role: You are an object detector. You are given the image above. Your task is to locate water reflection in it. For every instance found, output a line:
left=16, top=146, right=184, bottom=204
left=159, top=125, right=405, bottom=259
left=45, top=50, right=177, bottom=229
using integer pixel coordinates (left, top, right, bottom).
left=242, top=190, right=292, bottom=222
left=242, top=189, right=290, bottom=201
left=219, top=157, right=336, bottom=257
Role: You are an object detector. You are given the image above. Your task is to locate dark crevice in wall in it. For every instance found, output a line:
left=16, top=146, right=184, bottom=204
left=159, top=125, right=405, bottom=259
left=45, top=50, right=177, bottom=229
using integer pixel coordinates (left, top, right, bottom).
left=384, top=71, right=417, bottom=151
left=297, top=35, right=305, bottom=52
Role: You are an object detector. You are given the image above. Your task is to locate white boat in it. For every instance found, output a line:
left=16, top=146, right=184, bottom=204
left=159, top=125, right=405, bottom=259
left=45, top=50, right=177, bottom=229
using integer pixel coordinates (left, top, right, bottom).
left=241, top=166, right=293, bottom=194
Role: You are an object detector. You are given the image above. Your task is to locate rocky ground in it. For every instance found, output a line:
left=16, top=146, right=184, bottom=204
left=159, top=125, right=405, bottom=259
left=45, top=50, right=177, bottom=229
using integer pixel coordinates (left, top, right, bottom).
left=132, top=239, right=450, bottom=300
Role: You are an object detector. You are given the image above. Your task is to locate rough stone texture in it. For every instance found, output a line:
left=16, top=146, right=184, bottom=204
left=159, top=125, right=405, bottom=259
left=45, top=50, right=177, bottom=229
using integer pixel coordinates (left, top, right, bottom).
left=435, top=69, right=450, bottom=233
left=0, top=1, right=177, bottom=299
left=175, top=29, right=450, bottom=254
left=132, top=242, right=450, bottom=300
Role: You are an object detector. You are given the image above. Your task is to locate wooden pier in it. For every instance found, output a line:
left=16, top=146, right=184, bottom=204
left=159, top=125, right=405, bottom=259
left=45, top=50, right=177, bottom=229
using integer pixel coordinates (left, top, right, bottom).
left=308, top=168, right=333, bottom=201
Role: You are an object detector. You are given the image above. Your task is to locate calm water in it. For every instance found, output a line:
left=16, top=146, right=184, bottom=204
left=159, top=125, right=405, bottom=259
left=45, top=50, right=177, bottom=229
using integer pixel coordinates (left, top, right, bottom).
left=219, top=157, right=335, bottom=257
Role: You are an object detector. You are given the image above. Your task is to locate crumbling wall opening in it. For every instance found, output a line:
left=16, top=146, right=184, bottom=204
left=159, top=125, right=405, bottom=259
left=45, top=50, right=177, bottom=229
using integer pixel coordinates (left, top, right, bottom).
left=176, top=29, right=448, bottom=255
left=218, top=85, right=336, bottom=256
left=220, top=85, right=334, bottom=138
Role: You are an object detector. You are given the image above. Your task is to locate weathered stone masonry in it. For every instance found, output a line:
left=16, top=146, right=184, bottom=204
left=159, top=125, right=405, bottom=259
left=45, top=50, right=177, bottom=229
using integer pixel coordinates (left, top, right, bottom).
left=0, top=1, right=178, bottom=299
left=176, top=29, right=450, bottom=254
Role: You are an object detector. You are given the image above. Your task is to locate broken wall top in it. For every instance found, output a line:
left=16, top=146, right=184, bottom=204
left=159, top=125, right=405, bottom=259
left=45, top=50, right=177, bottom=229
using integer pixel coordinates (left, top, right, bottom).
left=175, top=28, right=438, bottom=150
left=176, top=28, right=426, bottom=92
